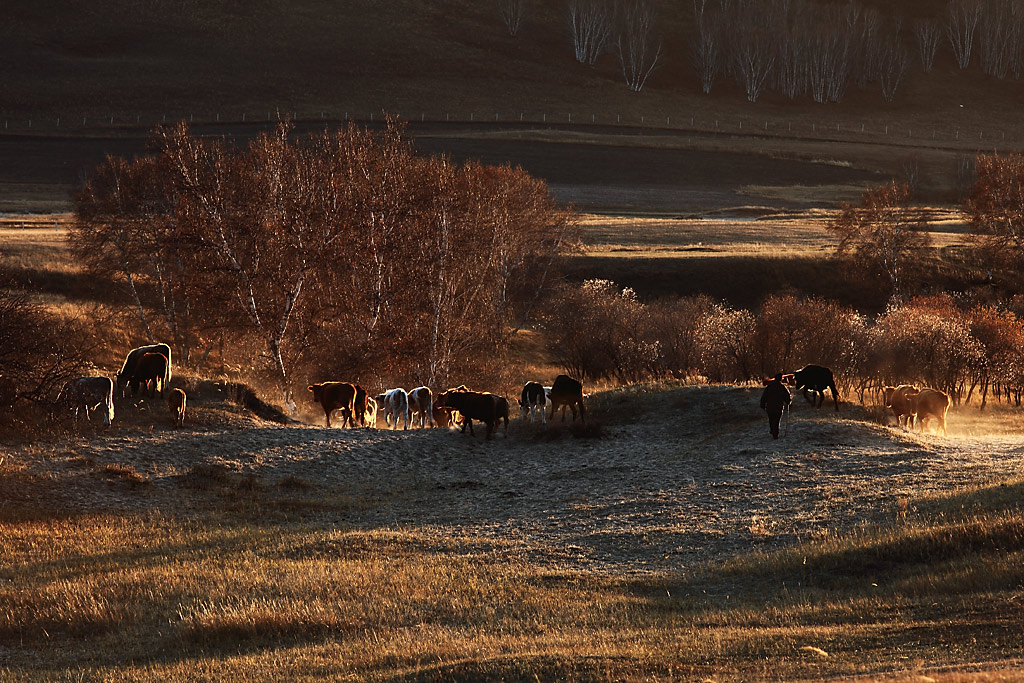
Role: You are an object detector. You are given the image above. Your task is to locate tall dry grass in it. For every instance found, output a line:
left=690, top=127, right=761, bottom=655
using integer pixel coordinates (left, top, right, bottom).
left=3, top=477, right=1023, bottom=681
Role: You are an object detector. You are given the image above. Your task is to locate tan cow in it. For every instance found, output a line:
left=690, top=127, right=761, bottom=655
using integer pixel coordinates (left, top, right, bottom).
left=168, top=388, right=187, bottom=428
left=910, top=388, right=951, bottom=435
left=308, top=382, right=357, bottom=428
left=883, top=384, right=919, bottom=427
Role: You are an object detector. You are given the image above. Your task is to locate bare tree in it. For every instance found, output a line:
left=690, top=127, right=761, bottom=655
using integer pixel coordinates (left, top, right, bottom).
left=978, top=0, right=1019, bottom=78
left=806, top=17, right=851, bottom=103
left=692, top=11, right=723, bottom=94
left=774, top=19, right=808, bottom=100
left=731, top=9, right=777, bottom=102
left=498, top=0, right=525, bottom=36
left=829, top=182, right=931, bottom=298
left=964, top=153, right=1024, bottom=270
left=879, top=37, right=910, bottom=102
left=914, top=18, right=943, bottom=72
left=947, top=0, right=982, bottom=69
left=616, top=0, right=663, bottom=92
left=567, top=0, right=614, bottom=65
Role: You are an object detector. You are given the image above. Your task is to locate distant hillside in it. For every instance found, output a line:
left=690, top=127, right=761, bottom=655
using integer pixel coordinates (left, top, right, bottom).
left=3, top=0, right=1023, bottom=142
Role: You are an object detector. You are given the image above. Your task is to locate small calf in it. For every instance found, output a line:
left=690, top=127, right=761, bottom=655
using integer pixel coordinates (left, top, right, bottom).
left=169, top=388, right=187, bottom=428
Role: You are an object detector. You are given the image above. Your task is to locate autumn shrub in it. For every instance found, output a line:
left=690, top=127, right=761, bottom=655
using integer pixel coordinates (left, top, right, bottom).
left=0, top=272, right=91, bottom=431
left=694, top=303, right=756, bottom=383
left=869, top=296, right=984, bottom=402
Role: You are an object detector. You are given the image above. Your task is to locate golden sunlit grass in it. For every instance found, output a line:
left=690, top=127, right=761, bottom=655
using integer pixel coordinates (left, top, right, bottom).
left=3, top=476, right=1023, bottom=681
left=578, top=210, right=970, bottom=260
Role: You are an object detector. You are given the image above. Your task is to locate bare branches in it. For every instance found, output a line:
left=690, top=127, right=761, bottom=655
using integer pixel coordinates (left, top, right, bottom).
left=913, top=18, right=942, bottom=72
left=567, top=0, right=614, bottom=65
left=616, top=0, right=662, bottom=92
left=878, top=37, right=910, bottom=102
left=498, top=0, right=525, bottom=36
left=829, top=182, right=931, bottom=298
left=964, top=153, right=1024, bottom=269
left=729, top=6, right=777, bottom=103
left=947, top=0, right=982, bottom=69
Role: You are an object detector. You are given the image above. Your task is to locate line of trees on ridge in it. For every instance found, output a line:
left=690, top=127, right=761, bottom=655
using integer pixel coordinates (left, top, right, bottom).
left=501, top=0, right=1024, bottom=100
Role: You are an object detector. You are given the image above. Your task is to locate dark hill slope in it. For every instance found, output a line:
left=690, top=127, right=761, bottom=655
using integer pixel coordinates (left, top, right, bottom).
left=3, top=0, right=1023, bottom=142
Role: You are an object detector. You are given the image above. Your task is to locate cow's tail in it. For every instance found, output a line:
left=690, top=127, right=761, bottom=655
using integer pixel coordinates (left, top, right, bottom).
left=830, top=379, right=840, bottom=411
left=164, top=345, right=172, bottom=386
left=105, top=378, right=115, bottom=425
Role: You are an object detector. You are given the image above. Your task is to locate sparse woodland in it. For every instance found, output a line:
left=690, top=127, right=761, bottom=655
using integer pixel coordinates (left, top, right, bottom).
left=69, top=120, right=576, bottom=410
left=553, top=0, right=1024, bottom=100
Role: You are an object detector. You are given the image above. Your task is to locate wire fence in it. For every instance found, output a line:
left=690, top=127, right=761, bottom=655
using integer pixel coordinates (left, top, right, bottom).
left=0, top=108, right=1019, bottom=152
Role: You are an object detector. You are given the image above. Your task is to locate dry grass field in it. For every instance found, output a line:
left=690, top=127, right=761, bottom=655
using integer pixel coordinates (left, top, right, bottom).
left=4, top=2, right=1024, bottom=674
left=3, top=216, right=1024, bottom=681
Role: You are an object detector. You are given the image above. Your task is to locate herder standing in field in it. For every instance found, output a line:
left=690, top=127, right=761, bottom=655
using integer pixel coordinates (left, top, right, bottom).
left=760, top=373, right=792, bottom=440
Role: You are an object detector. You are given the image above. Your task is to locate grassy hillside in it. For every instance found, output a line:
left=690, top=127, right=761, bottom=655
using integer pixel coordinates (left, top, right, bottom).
left=3, top=0, right=1023, bottom=143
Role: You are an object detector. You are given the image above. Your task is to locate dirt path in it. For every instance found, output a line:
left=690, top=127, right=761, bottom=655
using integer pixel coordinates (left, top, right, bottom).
left=9, top=385, right=1024, bottom=574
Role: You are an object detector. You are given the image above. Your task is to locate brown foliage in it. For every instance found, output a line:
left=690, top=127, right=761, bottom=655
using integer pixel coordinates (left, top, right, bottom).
left=72, top=119, right=576, bottom=407
left=0, top=272, right=90, bottom=420
left=964, top=152, right=1024, bottom=271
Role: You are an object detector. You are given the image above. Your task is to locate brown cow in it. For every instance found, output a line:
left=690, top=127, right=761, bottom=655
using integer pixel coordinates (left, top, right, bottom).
left=910, top=388, right=951, bottom=435
left=308, top=382, right=357, bottom=428
left=435, top=386, right=505, bottom=440
left=883, top=384, right=919, bottom=427
left=168, top=388, right=187, bottom=428
left=116, top=343, right=172, bottom=398
left=432, top=404, right=460, bottom=428
left=128, top=352, right=168, bottom=398
left=549, top=374, right=586, bottom=423
left=353, top=384, right=369, bottom=427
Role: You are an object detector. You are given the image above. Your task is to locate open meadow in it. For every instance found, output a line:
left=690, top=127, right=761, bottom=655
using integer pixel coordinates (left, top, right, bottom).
left=3, top=201, right=1024, bottom=680
left=4, top=0, right=1024, bottom=673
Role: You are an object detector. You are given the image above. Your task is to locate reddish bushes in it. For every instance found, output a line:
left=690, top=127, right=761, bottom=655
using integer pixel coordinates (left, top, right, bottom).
left=544, top=281, right=1024, bottom=406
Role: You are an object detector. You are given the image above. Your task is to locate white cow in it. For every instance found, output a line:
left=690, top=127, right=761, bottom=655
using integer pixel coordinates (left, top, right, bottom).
left=376, top=388, right=410, bottom=430
left=408, top=386, right=434, bottom=428
left=518, top=381, right=547, bottom=424
left=364, top=396, right=378, bottom=428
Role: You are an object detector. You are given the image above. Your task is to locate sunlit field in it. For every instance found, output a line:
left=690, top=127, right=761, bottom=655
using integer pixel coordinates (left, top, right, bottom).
left=3, top=213, right=1024, bottom=681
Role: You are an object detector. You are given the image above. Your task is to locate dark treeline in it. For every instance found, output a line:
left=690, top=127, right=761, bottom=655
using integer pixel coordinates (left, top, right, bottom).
left=553, top=0, right=1024, bottom=98
left=69, top=120, right=576, bottom=410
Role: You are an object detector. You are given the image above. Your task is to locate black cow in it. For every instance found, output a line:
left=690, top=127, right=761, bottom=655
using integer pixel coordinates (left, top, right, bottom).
left=785, top=364, right=839, bottom=411
left=549, top=374, right=586, bottom=423
left=435, top=386, right=506, bottom=440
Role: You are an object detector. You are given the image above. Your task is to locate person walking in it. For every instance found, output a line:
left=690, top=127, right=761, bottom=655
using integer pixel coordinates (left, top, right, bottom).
left=760, top=373, right=792, bottom=440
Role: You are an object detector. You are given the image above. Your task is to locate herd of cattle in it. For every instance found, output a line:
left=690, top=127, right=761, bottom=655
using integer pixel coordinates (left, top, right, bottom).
left=54, top=344, right=951, bottom=437
left=775, top=364, right=952, bottom=435
left=307, top=375, right=587, bottom=439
